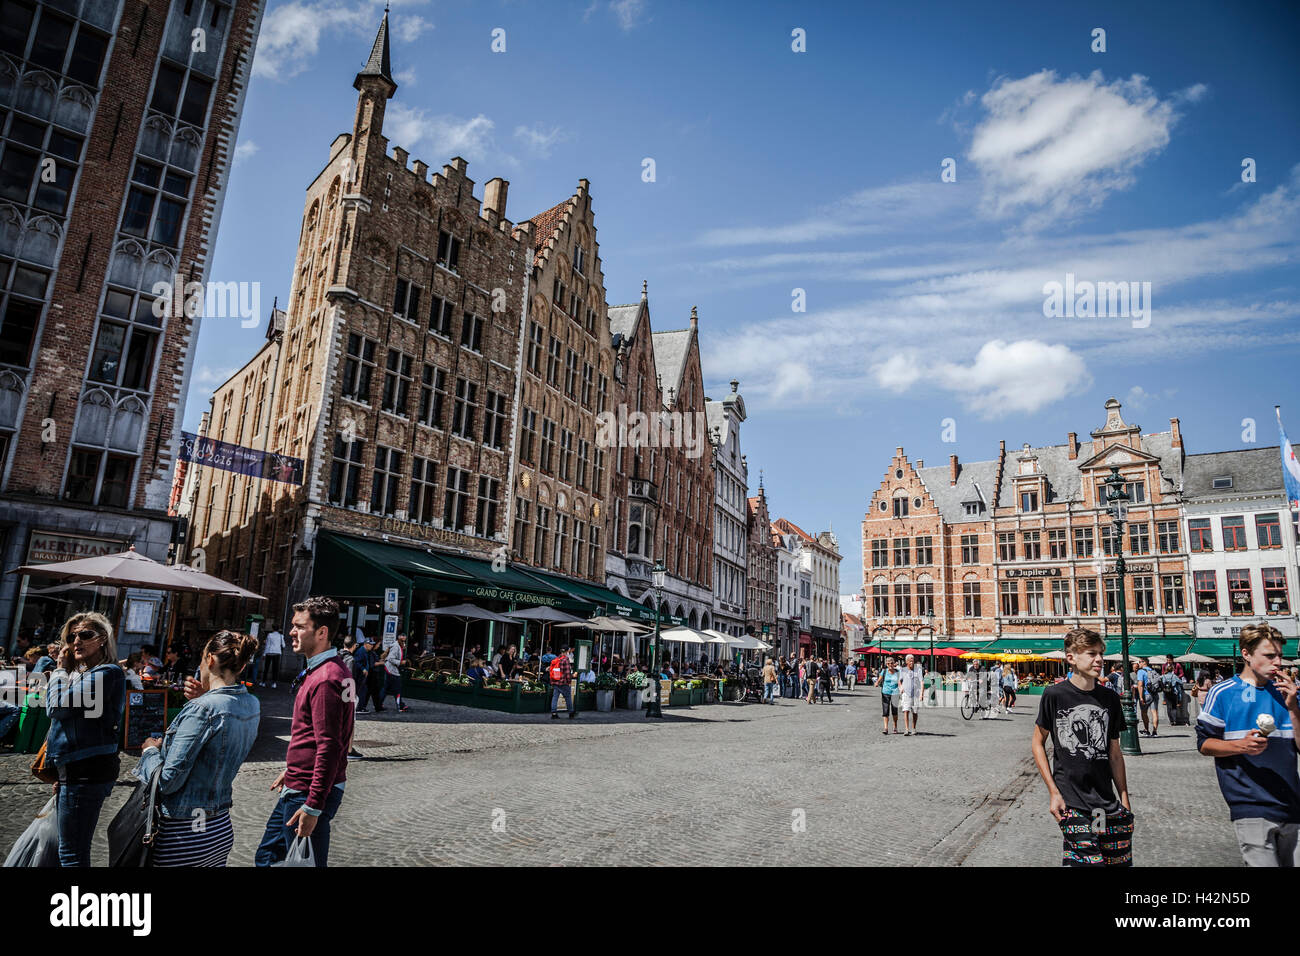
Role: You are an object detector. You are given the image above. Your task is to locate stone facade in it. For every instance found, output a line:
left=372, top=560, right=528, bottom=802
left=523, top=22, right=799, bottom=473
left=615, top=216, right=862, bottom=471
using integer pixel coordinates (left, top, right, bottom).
left=603, top=289, right=713, bottom=630
left=0, top=0, right=264, bottom=647
left=745, top=482, right=776, bottom=639
left=707, top=382, right=748, bottom=636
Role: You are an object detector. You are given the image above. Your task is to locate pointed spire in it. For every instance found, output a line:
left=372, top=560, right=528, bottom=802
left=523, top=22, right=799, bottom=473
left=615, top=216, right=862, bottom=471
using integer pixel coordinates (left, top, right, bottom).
left=354, top=9, right=397, bottom=95
left=641, top=279, right=647, bottom=300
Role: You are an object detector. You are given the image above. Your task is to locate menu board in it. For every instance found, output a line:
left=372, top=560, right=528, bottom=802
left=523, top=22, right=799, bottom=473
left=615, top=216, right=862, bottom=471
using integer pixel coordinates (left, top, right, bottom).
left=122, top=688, right=170, bottom=751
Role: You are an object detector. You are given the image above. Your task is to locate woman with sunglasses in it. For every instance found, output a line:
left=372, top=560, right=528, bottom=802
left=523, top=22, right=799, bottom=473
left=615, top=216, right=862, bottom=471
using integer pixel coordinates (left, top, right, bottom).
left=137, top=630, right=260, bottom=866
left=44, top=612, right=125, bottom=867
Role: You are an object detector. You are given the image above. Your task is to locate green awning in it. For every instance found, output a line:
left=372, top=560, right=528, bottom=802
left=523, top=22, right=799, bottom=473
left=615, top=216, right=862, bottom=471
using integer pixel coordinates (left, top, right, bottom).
left=979, top=638, right=1068, bottom=654
left=1124, top=636, right=1193, bottom=658
left=1189, top=638, right=1241, bottom=658
left=429, top=553, right=590, bottom=611
left=515, top=568, right=684, bottom=626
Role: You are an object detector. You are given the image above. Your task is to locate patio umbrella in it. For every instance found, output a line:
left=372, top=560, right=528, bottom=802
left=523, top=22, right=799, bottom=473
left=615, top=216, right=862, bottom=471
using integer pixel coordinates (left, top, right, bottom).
left=1175, top=652, right=1216, bottom=664
left=415, top=603, right=522, bottom=674
left=556, top=616, right=649, bottom=668
left=1041, top=650, right=1069, bottom=661
left=507, top=605, right=586, bottom=659
left=168, top=562, right=265, bottom=600
left=659, top=626, right=706, bottom=645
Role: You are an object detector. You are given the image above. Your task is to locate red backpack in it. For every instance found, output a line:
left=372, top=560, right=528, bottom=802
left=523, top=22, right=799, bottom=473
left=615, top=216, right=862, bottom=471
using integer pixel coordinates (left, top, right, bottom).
left=548, top=656, right=566, bottom=681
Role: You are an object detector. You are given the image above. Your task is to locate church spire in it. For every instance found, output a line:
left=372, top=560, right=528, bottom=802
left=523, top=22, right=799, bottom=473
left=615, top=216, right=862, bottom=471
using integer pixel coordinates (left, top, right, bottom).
left=354, top=8, right=397, bottom=96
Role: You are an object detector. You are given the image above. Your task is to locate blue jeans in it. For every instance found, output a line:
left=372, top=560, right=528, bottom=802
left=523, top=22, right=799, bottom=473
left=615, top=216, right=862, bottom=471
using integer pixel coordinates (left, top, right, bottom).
left=255, top=786, right=345, bottom=867
left=763, top=682, right=776, bottom=703
left=57, top=780, right=115, bottom=867
left=354, top=669, right=371, bottom=709
left=0, top=702, right=19, bottom=741
left=550, top=683, right=573, bottom=714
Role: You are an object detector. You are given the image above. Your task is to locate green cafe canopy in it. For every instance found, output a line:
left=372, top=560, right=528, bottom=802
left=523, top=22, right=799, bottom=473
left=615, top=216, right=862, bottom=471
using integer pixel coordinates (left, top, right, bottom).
left=1123, top=636, right=1193, bottom=658
left=1188, top=638, right=1243, bottom=659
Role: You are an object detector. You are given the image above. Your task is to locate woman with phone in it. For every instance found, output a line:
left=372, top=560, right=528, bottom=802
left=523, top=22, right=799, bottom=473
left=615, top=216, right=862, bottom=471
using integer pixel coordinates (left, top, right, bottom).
left=44, top=612, right=126, bottom=866
left=136, top=630, right=261, bottom=866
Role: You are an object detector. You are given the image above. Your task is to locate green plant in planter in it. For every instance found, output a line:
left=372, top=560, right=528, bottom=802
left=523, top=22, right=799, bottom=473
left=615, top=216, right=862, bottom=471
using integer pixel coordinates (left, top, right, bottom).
left=577, top=681, right=596, bottom=694
left=594, top=672, right=619, bottom=690
left=688, top=679, right=704, bottom=689
left=520, top=681, right=547, bottom=694
left=672, top=679, right=689, bottom=690
left=625, top=671, right=648, bottom=689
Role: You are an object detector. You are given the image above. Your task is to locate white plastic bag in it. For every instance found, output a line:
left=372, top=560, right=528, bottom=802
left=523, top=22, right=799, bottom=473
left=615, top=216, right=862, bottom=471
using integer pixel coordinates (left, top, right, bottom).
left=272, top=836, right=316, bottom=867
left=3, top=796, right=59, bottom=867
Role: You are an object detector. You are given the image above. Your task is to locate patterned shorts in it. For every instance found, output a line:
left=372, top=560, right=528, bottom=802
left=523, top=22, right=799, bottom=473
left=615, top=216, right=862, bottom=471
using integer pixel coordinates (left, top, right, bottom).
left=1059, top=805, right=1134, bottom=867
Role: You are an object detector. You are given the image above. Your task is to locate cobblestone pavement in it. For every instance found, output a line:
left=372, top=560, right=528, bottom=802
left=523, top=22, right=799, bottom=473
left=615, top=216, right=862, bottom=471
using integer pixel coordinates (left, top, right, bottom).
left=0, top=686, right=1243, bottom=866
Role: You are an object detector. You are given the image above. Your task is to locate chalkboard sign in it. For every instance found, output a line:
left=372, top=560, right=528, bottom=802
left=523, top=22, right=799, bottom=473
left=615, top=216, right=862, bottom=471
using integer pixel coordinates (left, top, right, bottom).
left=122, top=688, right=170, bottom=751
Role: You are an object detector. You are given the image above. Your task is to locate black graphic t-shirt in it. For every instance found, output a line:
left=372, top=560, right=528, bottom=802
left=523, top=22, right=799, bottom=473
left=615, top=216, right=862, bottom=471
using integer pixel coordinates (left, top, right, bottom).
left=1035, top=680, right=1126, bottom=813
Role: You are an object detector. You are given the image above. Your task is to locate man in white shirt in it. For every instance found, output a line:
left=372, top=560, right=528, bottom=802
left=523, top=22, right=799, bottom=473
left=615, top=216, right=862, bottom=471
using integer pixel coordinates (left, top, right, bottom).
left=898, top=654, right=925, bottom=736
left=382, top=634, right=408, bottom=713
left=984, top=662, right=1002, bottom=718
left=261, top=625, right=284, bottom=688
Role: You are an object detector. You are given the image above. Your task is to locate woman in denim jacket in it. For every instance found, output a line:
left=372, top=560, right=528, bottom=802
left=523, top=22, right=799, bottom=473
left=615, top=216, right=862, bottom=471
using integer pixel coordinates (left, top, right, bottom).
left=45, top=611, right=126, bottom=867
left=136, top=630, right=260, bottom=866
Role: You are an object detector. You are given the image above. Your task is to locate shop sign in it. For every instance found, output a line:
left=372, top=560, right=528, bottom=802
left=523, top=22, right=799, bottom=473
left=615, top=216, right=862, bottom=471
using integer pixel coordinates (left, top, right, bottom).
left=469, top=585, right=563, bottom=607
left=25, top=530, right=124, bottom=564
left=1103, top=563, right=1154, bottom=573
left=1004, top=568, right=1061, bottom=577
left=1103, top=617, right=1156, bottom=626
left=1006, top=618, right=1063, bottom=626
left=379, top=516, right=493, bottom=553
left=384, top=588, right=399, bottom=613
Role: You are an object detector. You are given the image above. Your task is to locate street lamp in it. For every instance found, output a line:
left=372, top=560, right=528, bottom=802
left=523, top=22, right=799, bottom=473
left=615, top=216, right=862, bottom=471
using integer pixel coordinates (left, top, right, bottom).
left=926, top=607, right=936, bottom=684
left=646, top=561, right=666, bottom=718
left=1103, top=466, right=1141, bottom=756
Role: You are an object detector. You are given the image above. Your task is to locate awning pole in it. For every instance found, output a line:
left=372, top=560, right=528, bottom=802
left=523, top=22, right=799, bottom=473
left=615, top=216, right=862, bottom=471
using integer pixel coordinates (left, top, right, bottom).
left=460, top=619, right=469, bottom=675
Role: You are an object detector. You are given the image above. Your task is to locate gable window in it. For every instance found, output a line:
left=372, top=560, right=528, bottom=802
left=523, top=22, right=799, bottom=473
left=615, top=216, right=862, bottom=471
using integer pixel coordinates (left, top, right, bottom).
left=482, top=390, right=507, bottom=450
left=409, top=457, right=437, bottom=524
left=341, top=333, right=376, bottom=402
left=416, top=365, right=447, bottom=428
left=450, top=378, right=477, bottom=438
left=539, top=419, right=555, bottom=473
left=871, top=539, right=888, bottom=568
left=459, top=312, right=484, bottom=352
left=546, top=336, right=562, bottom=387
left=444, top=467, right=472, bottom=530
left=380, top=350, right=412, bottom=415
left=392, top=278, right=421, bottom=320
left=526, top=321, right=543, bottom=373
left=475, top=476, right=499, bottom=537
left=435, top=230, right=461, bottom=271
left=518, top=409, right=537, bottom=464
left=369, top=446, right=402, bottom=516
left=893, top=496, right=908, bottom=518
left=963, top=502, right=981, bottom=516
left=915, top=535, right=933, bottom=565
left=328, top=435, right=363, bottom=507
left=892, top=537, right=910, bottom=567
left=1019, top=489, right=1038, bottom=512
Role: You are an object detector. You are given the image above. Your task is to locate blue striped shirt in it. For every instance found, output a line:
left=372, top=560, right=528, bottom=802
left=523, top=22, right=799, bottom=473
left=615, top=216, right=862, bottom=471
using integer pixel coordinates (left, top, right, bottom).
left=1196, top=675, right=1300, bottom=823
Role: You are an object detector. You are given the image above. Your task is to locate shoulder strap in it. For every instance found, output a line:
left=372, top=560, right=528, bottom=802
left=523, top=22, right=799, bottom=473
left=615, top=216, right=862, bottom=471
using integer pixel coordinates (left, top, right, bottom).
left=143, top=765, right=163, bottom=843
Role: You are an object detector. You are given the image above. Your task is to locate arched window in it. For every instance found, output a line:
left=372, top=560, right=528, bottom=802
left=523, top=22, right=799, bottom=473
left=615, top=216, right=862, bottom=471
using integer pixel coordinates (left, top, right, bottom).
left=0, top=371, right=24, bottom=429
left=108, top=396, right=146, bottom=452
left=74, top=390, right=112, bottom=444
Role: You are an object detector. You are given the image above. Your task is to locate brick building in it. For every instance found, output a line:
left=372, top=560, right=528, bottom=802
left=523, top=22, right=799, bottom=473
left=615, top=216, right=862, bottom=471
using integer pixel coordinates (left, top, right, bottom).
left=0, top=0, right=263, bottom=650
left=707, top=381, right=748, bottom=636
left=188, top=13, right=646, bottom=662
left=860, top=397, right=1199, bottom=659
left=745, top=480, right=776, bottom=640
left=604, top=287, right=713, bottom=654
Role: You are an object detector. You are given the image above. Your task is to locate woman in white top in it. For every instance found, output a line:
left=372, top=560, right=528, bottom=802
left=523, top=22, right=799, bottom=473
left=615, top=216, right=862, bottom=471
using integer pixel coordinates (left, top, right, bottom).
left=122, top=651, right=145, bottom=690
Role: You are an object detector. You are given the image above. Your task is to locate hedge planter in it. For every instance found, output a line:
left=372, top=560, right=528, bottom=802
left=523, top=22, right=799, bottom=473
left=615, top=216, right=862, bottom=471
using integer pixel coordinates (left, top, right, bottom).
left=668, top=688, right=691, bottom=707
left=518, top=689, right=550, bottom=713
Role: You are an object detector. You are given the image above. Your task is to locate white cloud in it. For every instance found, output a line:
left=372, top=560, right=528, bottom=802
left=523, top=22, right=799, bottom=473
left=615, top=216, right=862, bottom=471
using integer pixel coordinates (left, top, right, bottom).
left=610, top=0, right=648, bottom=31
left=386, top=104, right=495, bottom=161
left=195, top=366, right=239, bottom=388
left=394, top=14, right=431, bottom=42
left=514, top=124, right=567, bottom=158
left=968, top=70, right=1186, bottom=229
left=933, top=340, right=1092, bottom=415
left=872, top=353, right=925, bottom=392
left=232, top=140, right=259, bottom=165
left=252, top=2, right=373, bottom=81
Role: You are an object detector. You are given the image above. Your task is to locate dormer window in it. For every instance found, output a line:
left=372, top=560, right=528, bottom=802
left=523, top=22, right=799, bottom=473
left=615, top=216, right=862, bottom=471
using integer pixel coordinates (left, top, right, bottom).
left=1020, top=490, right=1039, bottom=512
left=963, top=501, right=981, bottom=516
left=1211, top=475, right=1232, bottom=490
left=574, top=244, right=586, bottom=276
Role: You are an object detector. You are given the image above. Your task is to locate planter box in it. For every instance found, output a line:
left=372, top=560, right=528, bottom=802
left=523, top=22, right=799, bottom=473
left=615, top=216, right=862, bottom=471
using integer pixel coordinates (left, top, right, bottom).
left=624, top=688, right=645, bottom=710
left=595, top=689, right=615, bottom=711
left=668, top=688, right=691, bottom=707
left=518, top=690, right=549, bottom=713
left=689, top=687, right=706, bottom=706
left=575, top=689, right=598, bottom=712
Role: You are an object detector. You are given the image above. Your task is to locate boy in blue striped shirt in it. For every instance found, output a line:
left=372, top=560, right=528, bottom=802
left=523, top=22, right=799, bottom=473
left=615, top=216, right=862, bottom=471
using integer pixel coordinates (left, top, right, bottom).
left=1196, top=623, right=1300, bottom=866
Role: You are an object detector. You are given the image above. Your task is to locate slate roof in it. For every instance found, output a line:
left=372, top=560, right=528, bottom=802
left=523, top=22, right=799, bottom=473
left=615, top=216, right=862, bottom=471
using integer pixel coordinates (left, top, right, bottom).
left=772, top=517, right=814, bottom=544
left=355, top=12, right=394, bottom=89
left=651, top=328, right=692, bottom=398
left=915, top=458, right=1001, bottom=523
left=1183, top=447, right=1283, bottom=497
left=608, top=303, right=640, bottom=341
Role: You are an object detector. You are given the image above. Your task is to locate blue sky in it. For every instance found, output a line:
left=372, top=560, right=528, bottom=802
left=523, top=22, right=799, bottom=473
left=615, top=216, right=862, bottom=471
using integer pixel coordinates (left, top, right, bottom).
left=192, top=0, right=1300, bottom=591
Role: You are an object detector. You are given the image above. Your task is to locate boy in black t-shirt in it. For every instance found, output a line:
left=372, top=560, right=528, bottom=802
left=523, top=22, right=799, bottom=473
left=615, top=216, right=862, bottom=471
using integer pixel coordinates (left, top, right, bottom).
left=1031, top=628, right=1133, bottom=866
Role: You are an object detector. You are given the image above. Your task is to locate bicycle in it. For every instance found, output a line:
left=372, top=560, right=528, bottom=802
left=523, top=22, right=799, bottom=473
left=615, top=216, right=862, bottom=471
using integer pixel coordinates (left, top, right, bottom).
left=960, top=684, right=989, bottom=721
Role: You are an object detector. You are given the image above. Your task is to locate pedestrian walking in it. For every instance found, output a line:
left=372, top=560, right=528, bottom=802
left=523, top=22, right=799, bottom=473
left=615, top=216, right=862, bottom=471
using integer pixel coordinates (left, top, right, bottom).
left=985, top=661, right=1003, bottom=718
left=897, top=654, right=923, bottom=735
left=818, top=658, right=833, bottom=703
left=351, top=634, right=373, bottom=714
left=806, top=657, right=820, bottom=703
left=243, top=631, right=262, bottom=687
left=1196, top=624, right=1300, bottom=867
left=1001, top=665, right=1019, bottom=710
left=549, top=645, right=577, bottom=719
left=845, top=660, right=856, bottom=691
left=383, top=634, right=409, bottom=712
left=259, top=623, right=284, bottom=688
left=1132, top=657, right=1159, bottom=736
left=762, top=657, right=778, bottom=704
left=136, top=631, right=261, bottom=867
left=876, top=657, right=901, bottom=734
left=1031, top=628, right=1133, bottom=867
left=44, top=612, right=125, bottom=867
left=365, top=637, right=387, bottom=712
left=254, top=597, right=354, bottom=867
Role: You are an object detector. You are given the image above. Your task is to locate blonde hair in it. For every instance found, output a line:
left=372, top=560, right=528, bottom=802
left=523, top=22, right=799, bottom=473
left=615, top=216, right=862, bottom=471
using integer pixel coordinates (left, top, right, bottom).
left=57, top=611, right=117, bottom=670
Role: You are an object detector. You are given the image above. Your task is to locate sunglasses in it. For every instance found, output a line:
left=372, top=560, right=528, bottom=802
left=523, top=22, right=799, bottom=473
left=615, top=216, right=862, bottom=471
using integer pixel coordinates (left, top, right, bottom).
left=71, top=631, right=103, bottom=643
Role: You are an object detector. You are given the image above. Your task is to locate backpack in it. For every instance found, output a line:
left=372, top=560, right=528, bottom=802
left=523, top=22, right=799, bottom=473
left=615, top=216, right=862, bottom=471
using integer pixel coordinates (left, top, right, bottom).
left=548, top=657, right=566, bottom=681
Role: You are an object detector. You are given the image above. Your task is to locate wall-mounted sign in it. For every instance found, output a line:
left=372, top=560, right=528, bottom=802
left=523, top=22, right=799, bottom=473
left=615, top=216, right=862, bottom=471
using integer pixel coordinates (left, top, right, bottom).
left=1006, top=618, right=1064, bottom=626
left=384, top=588, right=399, bottom=614
left=25, top=530, right=124, bottom=565
left=1004, top=568, right=1061, bottom=577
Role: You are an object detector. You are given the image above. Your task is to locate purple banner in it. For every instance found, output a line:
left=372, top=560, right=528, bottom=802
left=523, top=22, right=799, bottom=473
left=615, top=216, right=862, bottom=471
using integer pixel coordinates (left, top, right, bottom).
left=179, top=431, right=304, bottom=485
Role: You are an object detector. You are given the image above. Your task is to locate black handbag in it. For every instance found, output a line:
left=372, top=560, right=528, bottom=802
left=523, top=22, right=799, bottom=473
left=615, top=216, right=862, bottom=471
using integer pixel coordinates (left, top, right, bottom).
left=106, top=765, right=161, bottom=867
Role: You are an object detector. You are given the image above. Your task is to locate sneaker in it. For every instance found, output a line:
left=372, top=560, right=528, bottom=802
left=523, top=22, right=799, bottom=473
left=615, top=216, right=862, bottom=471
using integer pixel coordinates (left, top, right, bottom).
left=347, top=749, right=363, bottom=760
left=568, top=712, right=577, bottom=719
left=356, top=707, right=371, bottom=714
left=398, top=704, right=409, bottom=713
left=271, top=683, right=277, bottom=689
left=551, top=713, right=560, bottom=719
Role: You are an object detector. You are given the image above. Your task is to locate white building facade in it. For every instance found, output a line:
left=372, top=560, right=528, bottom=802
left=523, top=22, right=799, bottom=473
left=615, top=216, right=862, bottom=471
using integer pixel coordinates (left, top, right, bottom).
left=707, top=382, right=749, bottom=636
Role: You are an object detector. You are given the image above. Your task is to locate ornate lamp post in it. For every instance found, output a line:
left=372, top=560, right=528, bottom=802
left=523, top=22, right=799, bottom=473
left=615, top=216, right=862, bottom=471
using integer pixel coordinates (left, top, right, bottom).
left=646, top=561, right=666, bottom=718
left=1103, top=466, right=1141, bottom=756
left=926, top=608, right=936, bottom=692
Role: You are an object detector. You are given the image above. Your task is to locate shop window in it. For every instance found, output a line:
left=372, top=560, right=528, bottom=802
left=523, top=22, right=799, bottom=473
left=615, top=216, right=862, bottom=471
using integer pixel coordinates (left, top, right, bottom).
left=1194, top=571, right=1218, bottom=615
left=1227, top=569, right=1252, bottom=614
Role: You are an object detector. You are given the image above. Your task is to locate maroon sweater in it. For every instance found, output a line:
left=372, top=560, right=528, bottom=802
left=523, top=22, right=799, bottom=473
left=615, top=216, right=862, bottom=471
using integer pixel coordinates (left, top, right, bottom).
left=283, top=653, right=354, bottom=811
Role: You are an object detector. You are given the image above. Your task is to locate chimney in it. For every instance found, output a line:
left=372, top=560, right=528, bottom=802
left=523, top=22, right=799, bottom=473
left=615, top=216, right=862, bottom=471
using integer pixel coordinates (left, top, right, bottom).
left=690, top=305, right=698, bottom=331
left=916, top=459, right=923, bottom=468
left=412, top=160, right=428, bottom=180
left=1170, top=417, right=1182, bottom=449
left=1067, top=432, right=1077, bottom=460
left=483, top=177, right=509, bottom=220
left=896, top=446, right=904, bottom=457
left=392, top=146, right=408, bottom=168
left=949, top=454, right=960, bottom=486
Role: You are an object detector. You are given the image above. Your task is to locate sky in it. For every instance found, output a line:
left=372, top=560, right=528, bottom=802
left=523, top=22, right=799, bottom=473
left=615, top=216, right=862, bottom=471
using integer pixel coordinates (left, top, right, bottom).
left=191, top=0, right=1300, bottom=594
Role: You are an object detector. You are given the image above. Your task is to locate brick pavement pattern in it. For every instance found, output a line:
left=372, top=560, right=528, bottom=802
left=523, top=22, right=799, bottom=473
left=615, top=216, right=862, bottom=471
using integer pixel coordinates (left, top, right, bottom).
left=0, top=686, right=1243, bottom=866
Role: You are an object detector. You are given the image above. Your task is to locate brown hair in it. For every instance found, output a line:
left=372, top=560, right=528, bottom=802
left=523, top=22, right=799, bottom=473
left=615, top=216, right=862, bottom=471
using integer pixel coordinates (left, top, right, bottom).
left=1240, top=623, right=1285, bottom=657
left=1063, top=628, right=1105, bottom=654
left=24, top=647, right=41, bottom=663
left=57, top=611, right=117, bottom=669
left=203, top=630, right=259, bottom=675
left=292, top=595, right=340, bottom=643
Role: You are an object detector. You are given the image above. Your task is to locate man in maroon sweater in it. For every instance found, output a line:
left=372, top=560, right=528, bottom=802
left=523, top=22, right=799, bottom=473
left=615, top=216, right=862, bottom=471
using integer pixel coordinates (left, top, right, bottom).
left=254, top=596, right=355, bottom=866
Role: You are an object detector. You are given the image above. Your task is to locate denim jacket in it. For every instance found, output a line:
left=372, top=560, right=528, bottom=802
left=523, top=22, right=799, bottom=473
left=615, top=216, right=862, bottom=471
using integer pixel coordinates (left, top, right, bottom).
left=45, top=664, right=125, bottom=766
left=135, top=683, right=260, bottom=819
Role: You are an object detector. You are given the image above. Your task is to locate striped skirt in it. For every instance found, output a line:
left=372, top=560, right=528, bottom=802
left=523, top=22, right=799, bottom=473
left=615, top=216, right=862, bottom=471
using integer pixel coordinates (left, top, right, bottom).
left=150, top=810, right=235, bottom=867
